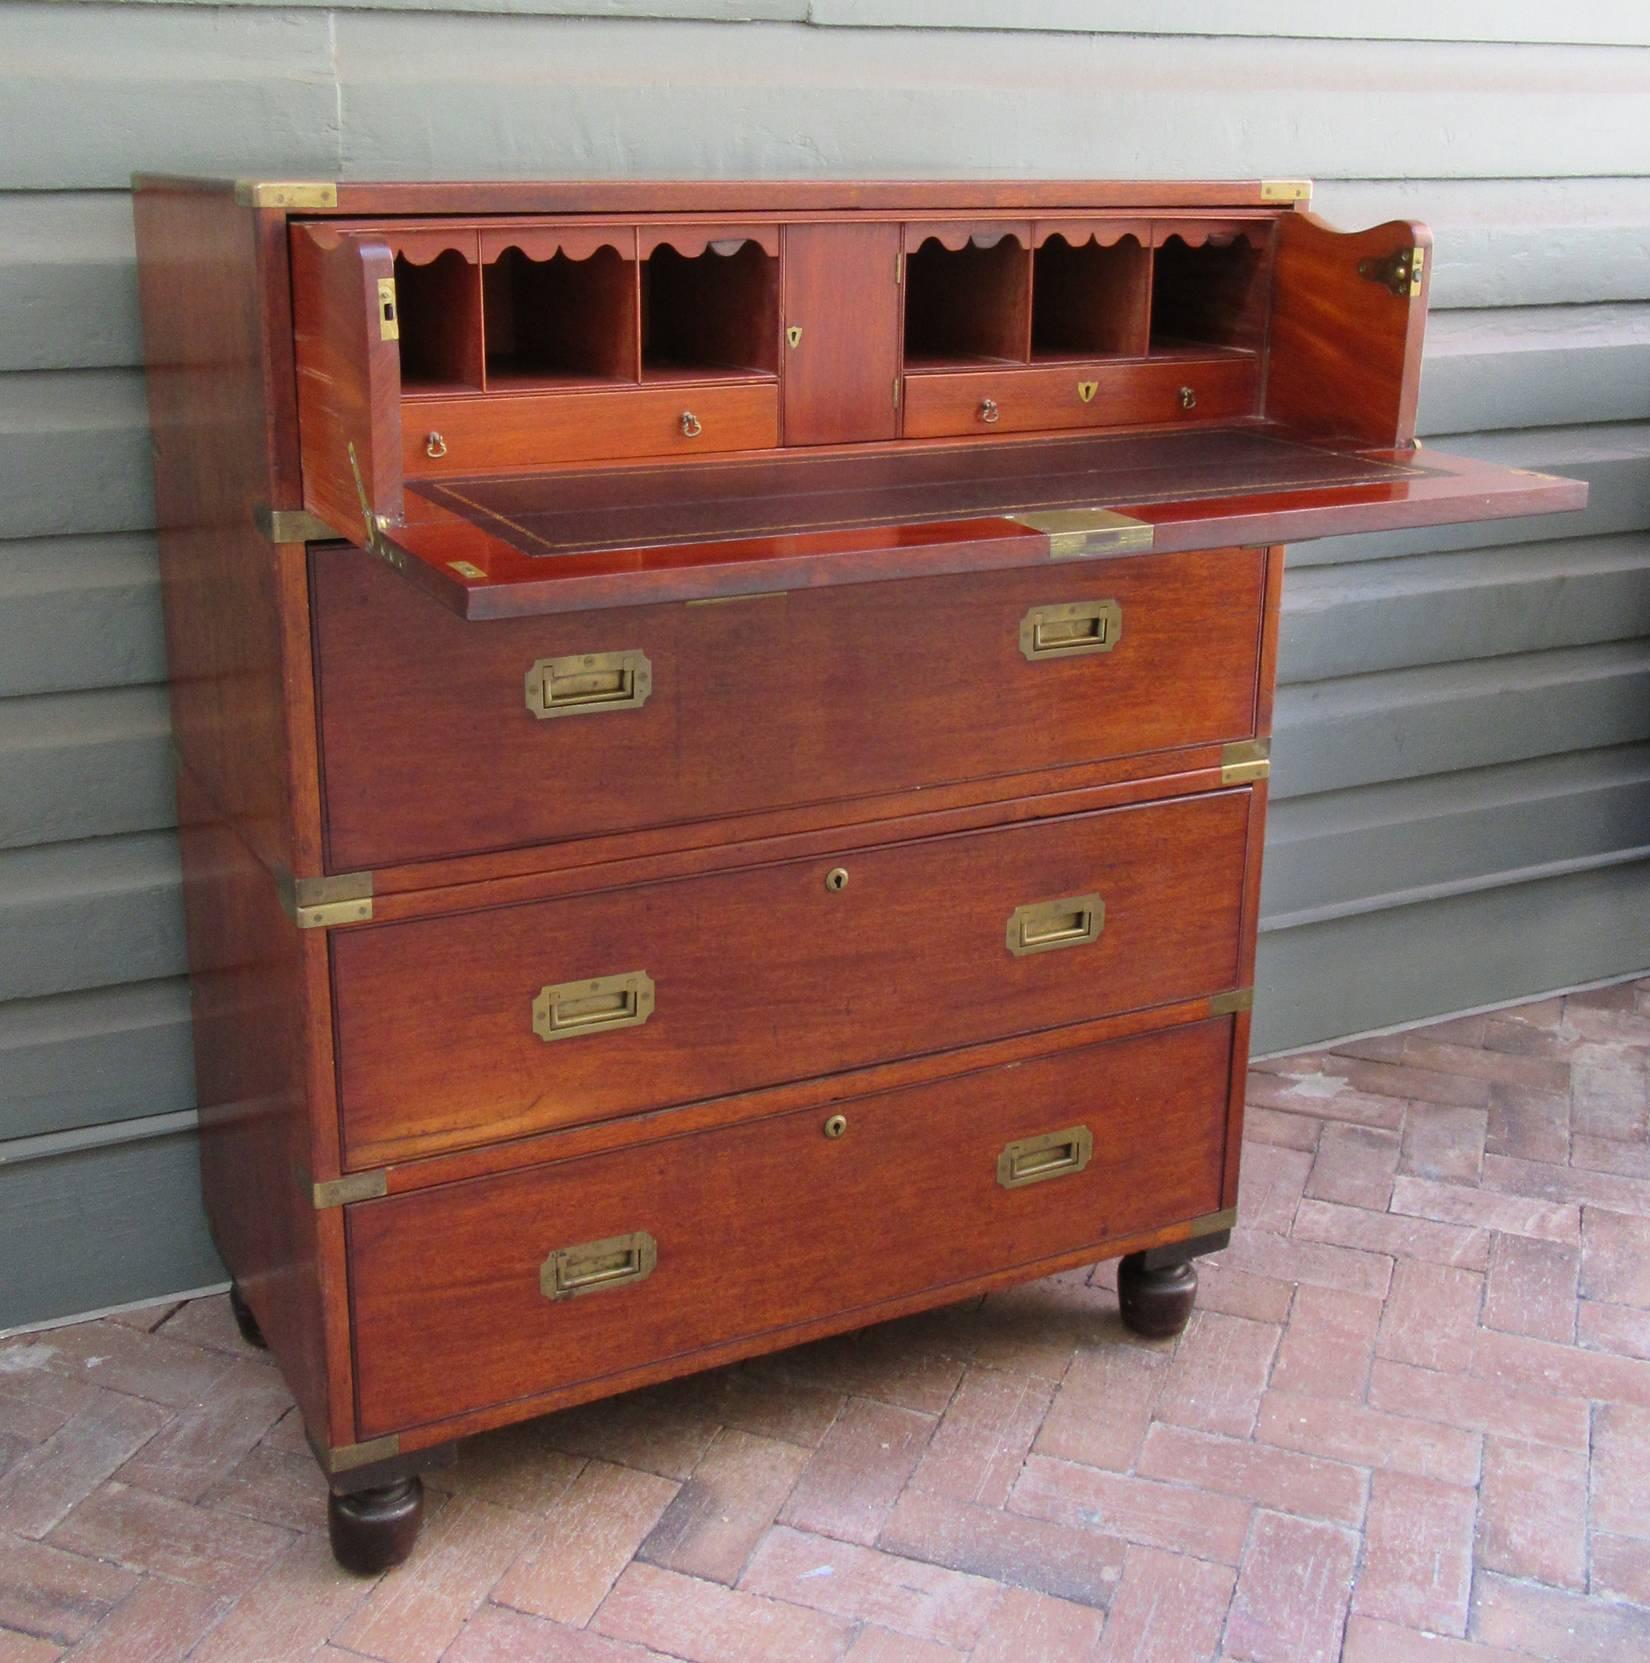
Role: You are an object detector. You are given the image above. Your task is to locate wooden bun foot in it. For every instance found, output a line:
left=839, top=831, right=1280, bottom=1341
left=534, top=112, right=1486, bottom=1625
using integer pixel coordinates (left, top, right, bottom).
left=227, top=1282, right=267, bottom=1350
left=327, top=1477, right=424, bottom=1575
left=1117, top=1252, right=1198, bottom=1339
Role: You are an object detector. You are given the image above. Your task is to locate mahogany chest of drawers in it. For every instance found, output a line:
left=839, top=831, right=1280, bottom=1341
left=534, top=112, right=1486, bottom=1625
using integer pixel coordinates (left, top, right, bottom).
left=132, top=175, right=1583, bottom=1571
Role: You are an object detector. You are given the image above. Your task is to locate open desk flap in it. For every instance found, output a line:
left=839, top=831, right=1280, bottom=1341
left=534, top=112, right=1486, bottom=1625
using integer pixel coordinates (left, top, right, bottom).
left=359, top=427, right=1585, bottom=619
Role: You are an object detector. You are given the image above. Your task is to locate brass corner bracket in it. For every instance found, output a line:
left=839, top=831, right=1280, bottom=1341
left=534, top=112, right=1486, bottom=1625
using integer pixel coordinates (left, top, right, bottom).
left=233, top=180, right=338, bottom=211
left=318, top=1434, right=400, bottom=1474
left=1221, top=738, right=1271, bottom=786
left=1009, top=507, right=1154, bottom=560
left=254, top=503, right=333, bottom=546
left=1260, top=178, right=1313, bottom=203
left=276, top=868, right=374, bottom=930
left=312, top=1169, right=389, bottom=1210
left=1208, top=987, right=1255, bottom=1017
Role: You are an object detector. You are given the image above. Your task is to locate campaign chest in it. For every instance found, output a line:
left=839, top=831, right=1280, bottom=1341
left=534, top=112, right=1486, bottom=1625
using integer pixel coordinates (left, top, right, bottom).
left=132, top=175, right=1583, bottom=1570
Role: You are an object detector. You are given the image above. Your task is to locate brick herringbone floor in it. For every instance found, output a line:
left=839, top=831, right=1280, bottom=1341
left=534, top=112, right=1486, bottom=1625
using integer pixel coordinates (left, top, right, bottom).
left=4, top=982, right=1650, bottom=1662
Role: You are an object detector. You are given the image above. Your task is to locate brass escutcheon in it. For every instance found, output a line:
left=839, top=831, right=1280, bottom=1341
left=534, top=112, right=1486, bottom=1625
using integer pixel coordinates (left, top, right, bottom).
left=823, top=1113, right=848, bottom=1140
left=1076, top=380, right=1098, bottom=404
left=825, top=867, right=849, bottom=892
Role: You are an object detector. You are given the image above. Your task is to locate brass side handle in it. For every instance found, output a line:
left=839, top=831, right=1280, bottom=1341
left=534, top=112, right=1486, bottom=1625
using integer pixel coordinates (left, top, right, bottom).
left=524, top=649, right=652, bottom=720
left=1006, top=893, right=1104, bottom=957
left=1019, top=600, right=1122, bottom=661
left=997, top=1126, right=1094, bottom=1189
left=533, top=971, right=655, bottom=1043
left=541, top=1230, right=657, bottom=1301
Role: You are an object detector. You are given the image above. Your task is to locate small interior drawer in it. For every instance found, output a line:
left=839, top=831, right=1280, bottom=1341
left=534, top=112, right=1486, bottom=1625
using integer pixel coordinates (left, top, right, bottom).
left=346, top=1014, right=1234, bottom=1435
left=402, top=382, right=779, bottom=475
left=330, top=789, right=1252, bottom=1167
left=901, top=356, right=1259, bottom=439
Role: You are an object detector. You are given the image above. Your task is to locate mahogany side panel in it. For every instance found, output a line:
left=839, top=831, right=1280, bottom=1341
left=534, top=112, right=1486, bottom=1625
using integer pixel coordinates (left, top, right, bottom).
left=131, top=179, right=323, bottom=876
left=781, top=221, right=902, bottom=445
left=1265, top=212, right=1430, bottom=447
left=311, top=544, right=1265, bottom=871
left=291, top=226, right=403, bottom=538
left=347, top=1016, right=1233, bottom=1436
left=174, top=769, right=343, bottom=1443
left=330, top=788, right=1252, bottom=1166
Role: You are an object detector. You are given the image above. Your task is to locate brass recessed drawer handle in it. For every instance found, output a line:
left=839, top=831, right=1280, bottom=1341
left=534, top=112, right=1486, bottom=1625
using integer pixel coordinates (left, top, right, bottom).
left=1006, top=893, right=1104, bottom=957
left=524, top=650, right=652, bottom=720
left=1019, top=600, right=1122, bottom=661
left=541, top=1230, right=657, bottom=1301
left=997, top=1125, right=1094, bottom=1189
left=532, top=971, right=655, bottom=1043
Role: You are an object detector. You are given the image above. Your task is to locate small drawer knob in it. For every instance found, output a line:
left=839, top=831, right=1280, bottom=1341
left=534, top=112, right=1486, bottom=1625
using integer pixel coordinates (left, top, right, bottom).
left=978, top=397, right=1000, bottom=425
left=1179, top=386, right=1197, bottom=411
left=680, top=410, right=703, bottom=438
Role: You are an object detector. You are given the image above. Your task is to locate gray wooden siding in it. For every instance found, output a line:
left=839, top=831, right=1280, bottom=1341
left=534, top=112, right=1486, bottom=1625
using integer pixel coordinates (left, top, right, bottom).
left=2, top=0, right=1646, bottom=1325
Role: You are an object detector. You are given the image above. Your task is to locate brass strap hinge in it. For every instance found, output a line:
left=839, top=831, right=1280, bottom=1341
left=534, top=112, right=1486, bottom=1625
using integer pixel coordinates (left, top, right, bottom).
left=1358, top=245, right=1425, bottom=298
left=1208, top=987, right=1255, bottom=1017
left=276, top=868, right=374, bottom=930
left=1221, top=739, right=1271, bottom=785
left=1260, top=178, right=1312, bottom=203
left=1009, top=507, right=1154, bottom=560
left=312, top=1169, right=389, bottom=1210
left=319, top=1434, right=400, bottom=1473
left=254, top=503, right=333, bottom=545
left=233, top=180, right=338, bottom=211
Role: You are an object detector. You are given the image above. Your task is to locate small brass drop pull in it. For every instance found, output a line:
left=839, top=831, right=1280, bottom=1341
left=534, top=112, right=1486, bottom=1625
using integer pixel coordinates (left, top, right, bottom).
left=1179, top=386, right=1197, bottom=411
left=824, top=867, right=849, bottom=892
left=425, top=431, right=447, bottom=459
left=978, top=398, right=1000, bottom=425
left=680, top=411, right=703, bottom=438
left=823, top=1113, right=848, bottom=1140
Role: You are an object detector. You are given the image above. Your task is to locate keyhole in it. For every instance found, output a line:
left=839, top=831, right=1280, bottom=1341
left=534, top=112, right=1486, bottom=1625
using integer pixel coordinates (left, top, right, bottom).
left=825, top=867, right=849, bottom=892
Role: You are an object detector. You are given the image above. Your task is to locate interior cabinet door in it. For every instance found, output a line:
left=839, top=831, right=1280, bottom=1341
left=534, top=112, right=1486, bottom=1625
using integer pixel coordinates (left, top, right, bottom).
left=782, top=222, right=902, bottom=445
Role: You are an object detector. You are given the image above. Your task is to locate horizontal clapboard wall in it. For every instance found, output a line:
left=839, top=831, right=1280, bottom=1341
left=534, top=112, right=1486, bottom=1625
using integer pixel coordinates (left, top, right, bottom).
left=2, top=2, right=1648, bottom=1325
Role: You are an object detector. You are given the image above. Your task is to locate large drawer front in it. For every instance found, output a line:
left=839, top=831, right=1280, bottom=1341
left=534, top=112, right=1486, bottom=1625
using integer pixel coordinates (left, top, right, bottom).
left=347, top=1015, right=1233, bottom=1436
left=313, top=547, right=1264, bottom=870
left=901, top=356, right=1258, bottom=439
left=332, top=790, right=1250, bottom=1165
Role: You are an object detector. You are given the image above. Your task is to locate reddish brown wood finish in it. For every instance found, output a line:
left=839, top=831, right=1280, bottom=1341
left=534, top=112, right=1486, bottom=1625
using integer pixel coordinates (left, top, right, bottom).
left=1031, top=232, right=1151, bottom=358
left=347, top=1014, right=1232, bottom=1435
left=401, top=382, right=778, bottom=477
left=371, top=432, right=1584, bottom=620
left=173, top=772, right=340, bottom=1441
left=1266, top=212, right=1430, bottom=447
left=782, top=222, right=903, bottom=444
left=291, top=227, right=403, bottom=532
left=901, top=355, right=1256, bottom=438
left=330, top=789, right=1250, bottom=1165
left=311, top=544, right=1263, bottom=869
left=134, top=179, right=1589, bottom=1552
